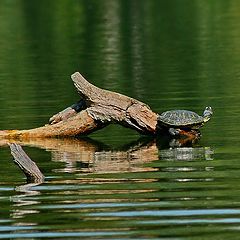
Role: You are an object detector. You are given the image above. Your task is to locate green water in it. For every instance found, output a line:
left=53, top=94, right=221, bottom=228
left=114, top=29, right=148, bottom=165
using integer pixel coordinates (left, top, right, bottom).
left=1, top=0, right=240, bottom=239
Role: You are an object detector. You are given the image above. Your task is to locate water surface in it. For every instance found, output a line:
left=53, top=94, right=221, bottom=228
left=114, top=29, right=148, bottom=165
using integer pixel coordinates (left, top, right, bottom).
left=1, top=0, right=240, bottom=239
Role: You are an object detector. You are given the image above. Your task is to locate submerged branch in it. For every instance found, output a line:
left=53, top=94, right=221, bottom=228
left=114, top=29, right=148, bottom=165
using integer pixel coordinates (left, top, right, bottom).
left=9, top=143, right=45, bottom=183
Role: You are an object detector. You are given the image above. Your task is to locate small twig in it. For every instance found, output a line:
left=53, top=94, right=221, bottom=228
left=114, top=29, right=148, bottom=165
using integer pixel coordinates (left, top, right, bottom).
left=9, top=143, right=45, bottom=183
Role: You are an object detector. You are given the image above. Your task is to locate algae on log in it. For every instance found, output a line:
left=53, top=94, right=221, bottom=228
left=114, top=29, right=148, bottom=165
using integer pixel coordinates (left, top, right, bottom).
left=0, top=72, right=158, bottom=139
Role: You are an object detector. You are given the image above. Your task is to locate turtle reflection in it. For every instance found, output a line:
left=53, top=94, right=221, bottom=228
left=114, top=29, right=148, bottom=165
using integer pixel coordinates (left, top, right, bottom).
left=159, top=147, right=214, bottom=161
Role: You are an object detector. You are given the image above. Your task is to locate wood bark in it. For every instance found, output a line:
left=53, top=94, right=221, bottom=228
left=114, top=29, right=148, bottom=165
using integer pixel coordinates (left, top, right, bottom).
left=0, top=110, right=100, bottom=138
left=72, top=72, right=158, bottom=133
left=0, top=72, right=158, bottom=139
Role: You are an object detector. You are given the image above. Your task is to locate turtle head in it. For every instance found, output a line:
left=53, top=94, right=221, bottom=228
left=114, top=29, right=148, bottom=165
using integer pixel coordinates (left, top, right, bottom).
left=203, top=106, right=213, bottom=122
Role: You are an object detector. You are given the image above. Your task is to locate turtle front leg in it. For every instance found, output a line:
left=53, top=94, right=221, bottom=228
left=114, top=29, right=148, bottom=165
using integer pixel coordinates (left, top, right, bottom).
left=168, top=128, right=181, bottom=136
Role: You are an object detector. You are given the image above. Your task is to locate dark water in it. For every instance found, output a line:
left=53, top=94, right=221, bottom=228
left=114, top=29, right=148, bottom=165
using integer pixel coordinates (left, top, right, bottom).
left=1, top=0, right=240, bottom=239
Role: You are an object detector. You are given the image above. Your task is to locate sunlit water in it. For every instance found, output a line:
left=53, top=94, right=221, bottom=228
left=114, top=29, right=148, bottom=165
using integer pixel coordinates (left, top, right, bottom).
left=1, top=1, right=240, bottom=239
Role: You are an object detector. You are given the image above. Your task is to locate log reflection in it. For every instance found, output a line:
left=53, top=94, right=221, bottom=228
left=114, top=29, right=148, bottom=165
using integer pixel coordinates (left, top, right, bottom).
left=20, top=137, right=159, bottom=174
left=9, top=136, right=213, bottom=221
left=6, top=134, right=202, bottom=175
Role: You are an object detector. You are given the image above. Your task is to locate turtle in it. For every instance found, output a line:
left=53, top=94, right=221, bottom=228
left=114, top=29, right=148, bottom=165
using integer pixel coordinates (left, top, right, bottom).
left=157, top=106, right=213, bottom=136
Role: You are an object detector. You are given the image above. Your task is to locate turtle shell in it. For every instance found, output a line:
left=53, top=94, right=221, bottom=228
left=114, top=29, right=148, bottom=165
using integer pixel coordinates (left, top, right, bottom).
left=158, top=110, right=204, bottom=129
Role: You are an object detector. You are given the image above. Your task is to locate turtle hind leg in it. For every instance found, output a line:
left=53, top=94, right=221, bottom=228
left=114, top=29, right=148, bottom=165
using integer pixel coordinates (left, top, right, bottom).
left=169, top=128, right=201, bottom=138
left=180, top=129, right=201, bottom=138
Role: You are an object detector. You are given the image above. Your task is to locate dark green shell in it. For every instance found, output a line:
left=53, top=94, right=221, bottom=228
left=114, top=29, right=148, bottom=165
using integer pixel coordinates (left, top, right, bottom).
left=158, top=110, right=204, bottom=128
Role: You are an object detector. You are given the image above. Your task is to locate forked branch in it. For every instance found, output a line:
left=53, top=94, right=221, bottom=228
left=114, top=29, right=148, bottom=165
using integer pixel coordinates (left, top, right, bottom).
left=0, top=72, right=158, bottom=139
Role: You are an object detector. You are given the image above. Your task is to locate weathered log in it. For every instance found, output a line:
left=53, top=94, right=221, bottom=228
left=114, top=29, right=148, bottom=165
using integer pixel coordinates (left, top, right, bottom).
left=0, top=72, right=158, bottom=139
left=3, top=72, right=201, bottom=186
left=71, top=72, right=158, bottom=134
left=0, top=110, right=102, bottom=138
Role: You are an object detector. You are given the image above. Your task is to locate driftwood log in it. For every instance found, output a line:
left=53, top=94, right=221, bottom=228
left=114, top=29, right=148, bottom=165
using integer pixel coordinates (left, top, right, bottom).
left=4, top=72, right=200, bottom=184
left=0, top=72, right=159, bottom=139
left=9, top=143, right=44, bottom=183
left=4, top=72, right=158, bottom=185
